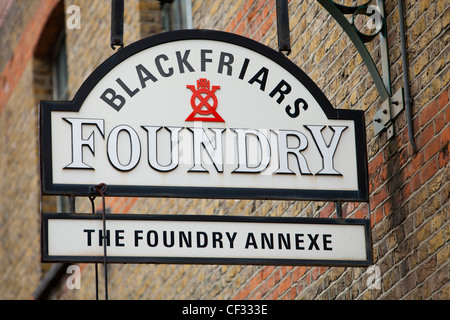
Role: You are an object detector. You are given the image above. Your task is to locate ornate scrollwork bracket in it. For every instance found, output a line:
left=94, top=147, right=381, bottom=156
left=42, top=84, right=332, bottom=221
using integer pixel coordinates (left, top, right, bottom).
left=317, top=0, right=391, bottom=101
left=316, top=1, right=408, bottom=139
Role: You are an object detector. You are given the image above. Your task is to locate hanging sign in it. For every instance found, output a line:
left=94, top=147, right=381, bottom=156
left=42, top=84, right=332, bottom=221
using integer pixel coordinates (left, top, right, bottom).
left=42, top=213, right=372, bottom=266
left=40, top=30, right=368, bottom=201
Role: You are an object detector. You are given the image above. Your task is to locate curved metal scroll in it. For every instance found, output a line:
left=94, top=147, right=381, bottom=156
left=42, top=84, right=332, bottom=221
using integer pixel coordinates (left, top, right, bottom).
left=317, top=0, right=391, bottom=101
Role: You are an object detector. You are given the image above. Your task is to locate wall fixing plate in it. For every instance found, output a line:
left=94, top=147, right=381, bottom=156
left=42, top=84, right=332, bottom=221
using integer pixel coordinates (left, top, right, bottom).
left=373, top=88, right=404, bottom=136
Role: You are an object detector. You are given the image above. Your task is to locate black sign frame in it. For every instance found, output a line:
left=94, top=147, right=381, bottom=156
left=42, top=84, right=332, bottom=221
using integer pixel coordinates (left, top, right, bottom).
left=42, top=213, right=373, bottom=267
left=40, top=29, right=369, bottom=202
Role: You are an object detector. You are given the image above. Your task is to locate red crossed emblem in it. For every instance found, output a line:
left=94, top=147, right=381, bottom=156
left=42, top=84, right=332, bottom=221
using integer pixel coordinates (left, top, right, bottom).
left=186, top=78, right=224, bottom=122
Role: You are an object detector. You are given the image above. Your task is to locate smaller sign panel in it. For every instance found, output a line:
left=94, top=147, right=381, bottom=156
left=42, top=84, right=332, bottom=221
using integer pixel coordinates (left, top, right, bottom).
left=42, top=213, right=372, bottom=266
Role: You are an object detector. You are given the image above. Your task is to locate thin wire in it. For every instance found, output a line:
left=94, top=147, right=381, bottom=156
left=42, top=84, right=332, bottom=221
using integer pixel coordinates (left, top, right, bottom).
left=89, top=195, right=99, bottom=301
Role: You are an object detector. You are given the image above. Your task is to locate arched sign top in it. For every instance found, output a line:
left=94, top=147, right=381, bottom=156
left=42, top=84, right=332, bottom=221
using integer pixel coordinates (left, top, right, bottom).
left=40, top=29, right=368, bottom=201
left=66, top=30, right=347, bottom=119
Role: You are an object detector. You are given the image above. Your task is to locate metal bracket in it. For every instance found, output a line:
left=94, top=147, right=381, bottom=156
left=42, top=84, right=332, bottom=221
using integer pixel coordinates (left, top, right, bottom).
left=373, top=88, right=405, bottom=138
left=276, top=0, right=291, bottom=55
left=111, top=0, right=124, bottom=50
left=315, top=1, right=415, bottom=147
left=317, top=0, right=391, bottom=102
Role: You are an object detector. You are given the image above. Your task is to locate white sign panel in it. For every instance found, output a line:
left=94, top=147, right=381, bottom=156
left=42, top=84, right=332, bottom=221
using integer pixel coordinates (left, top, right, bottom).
left=42, top=214, right=372, bottom=266
left=40, top=30, right=368, bottom=201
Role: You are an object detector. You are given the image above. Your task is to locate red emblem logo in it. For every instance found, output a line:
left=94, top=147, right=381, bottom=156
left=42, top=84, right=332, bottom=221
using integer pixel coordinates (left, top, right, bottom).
left=186, top=78, right=224, bottom=122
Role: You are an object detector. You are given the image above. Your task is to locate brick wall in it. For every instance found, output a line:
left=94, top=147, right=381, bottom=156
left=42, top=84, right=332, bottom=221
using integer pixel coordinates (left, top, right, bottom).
left=0, top=0, right=447, bottom=300
left=0, top=0, right=61, bottom=299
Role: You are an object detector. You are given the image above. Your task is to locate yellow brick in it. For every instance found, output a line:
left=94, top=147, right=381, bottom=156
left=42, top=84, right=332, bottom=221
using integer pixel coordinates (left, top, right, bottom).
left=314, top=45, right=326, bottom=63
left=209, top=0, right=221, bottom=16
left=431, top=78, right=442, bottom=96
left=192, top=0, right=202, bottom=14
left=411, top=16, right=426, bottom=41
left=412, top=53, right=429, bottom=77
left=443, top=67, right=450, bottom=87
left=415, top=222, right=431, bottom=246
left=349, top=89, right=358, bottom=106
left=440, top=283, right=450, bottom=299
left=139, top=0, right=160, bottom=11
left=429, top=231, right=445, bottom=254
left=325, top=28, right=340, bottom=51
left=418, top=0, right=430, bottom=15
left=436, top=244, right=449, bottom=266
left=432, top=19, right=443, bottom=38
left=443, top=7, right=450, bottom=29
